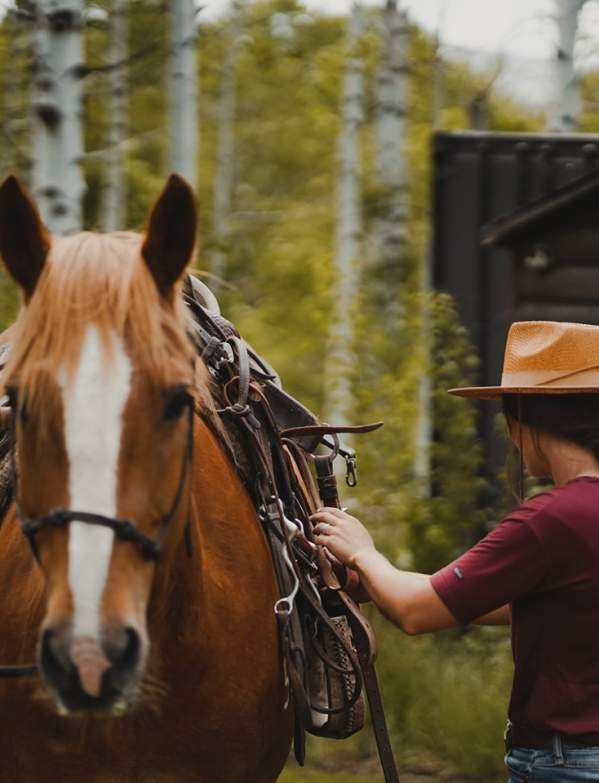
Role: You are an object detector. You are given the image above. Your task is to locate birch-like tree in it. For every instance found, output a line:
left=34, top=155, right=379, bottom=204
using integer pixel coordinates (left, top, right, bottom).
left=375, top=0, right=409, bottom=278
left=548, top=0, right=588, bottom=132
left=31, top=0, right=85, bottom=234
left=323, top=3, right=365, bottom=427
left=101, top=0, right=128, bottom=231
left=169, top=0, right=198, bottom=188
left=373, top=2, right=422, bottom=479
left=210, top=0, right=246, bottom=291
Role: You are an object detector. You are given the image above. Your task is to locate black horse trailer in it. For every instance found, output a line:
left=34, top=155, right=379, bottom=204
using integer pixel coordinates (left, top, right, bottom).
left=433, top=130, right=599, bottom=473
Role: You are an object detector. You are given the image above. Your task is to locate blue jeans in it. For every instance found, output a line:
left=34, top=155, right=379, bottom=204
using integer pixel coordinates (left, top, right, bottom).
left=507, top=736, right=599, bottom=781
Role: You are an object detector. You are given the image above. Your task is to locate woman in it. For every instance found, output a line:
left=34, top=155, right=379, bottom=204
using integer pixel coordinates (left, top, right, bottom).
left=313, top=321, right=599, bottom=782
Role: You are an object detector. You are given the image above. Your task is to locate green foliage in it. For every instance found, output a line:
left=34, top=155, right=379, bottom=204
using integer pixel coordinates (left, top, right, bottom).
left=578, top=70, right=599, bottom=132
left=280, top=620, right=512, bottom=783
left=280, top=771, right=381, bottom=783
left=407, top=294, right=489, bottom=573
left=0, top=5, right=546, bottom=778
left=197, top=0, right=347, bottom=409
left=0, top=269, right=19, bottom=331
left=377, top=624, right=512, bottom=781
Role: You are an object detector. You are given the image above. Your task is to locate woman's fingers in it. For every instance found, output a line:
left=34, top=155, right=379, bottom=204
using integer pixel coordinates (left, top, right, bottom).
left=314, top=506, right=347, bottom=518
left=310, top=507, right=375, bottom=567
left=312, top=514, right=339, bottom=530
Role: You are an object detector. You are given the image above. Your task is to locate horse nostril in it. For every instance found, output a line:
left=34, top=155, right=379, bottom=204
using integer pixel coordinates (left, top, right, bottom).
left=108, top=627, right=141, bottom=677
left=40, top=628, right=73, bottom=692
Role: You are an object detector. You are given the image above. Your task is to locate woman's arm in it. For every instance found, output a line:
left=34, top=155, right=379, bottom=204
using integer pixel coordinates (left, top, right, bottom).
left=344, top=557, right=511, bottom=627
left=312, top=508, right=455, bottom=633
left=312, top=508, right=512, bottom=633
left=349, top=549, right=456, bottom=634
left=474, top=605, right=511, bottom=626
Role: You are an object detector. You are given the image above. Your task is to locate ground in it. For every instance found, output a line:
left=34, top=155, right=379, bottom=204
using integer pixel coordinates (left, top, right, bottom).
left=279, top=748, right=491, bottom=783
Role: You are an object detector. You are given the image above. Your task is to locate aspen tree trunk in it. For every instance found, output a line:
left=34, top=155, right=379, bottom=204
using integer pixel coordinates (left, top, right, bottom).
left=375, top=0, right=409, bottom=271
left=210, top=0, right=246, bottom=291
left=101, top=0, right=127, bottom=232
left=414, top=266, right=432, bottom=490
left=323, top=4, right=365, bottom=428
left=415, top=2, right=448, bottom=491
left=375, top=3, right=430, bottom=487
left=548, top=0, right=587, bottom=132
left=169, top=0, right=198, bottom=188
left=31, top=0, right=85, bottom=234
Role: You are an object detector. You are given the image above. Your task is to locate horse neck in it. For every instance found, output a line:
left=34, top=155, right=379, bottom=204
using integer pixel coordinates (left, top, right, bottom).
left=146, top=415, right=234, bottom=636
left=146, top=413, right=273, bottom=649
left=0, top=509, right=44, bottom=659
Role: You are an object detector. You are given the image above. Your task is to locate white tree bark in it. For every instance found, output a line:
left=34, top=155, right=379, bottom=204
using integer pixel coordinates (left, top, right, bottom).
left=323, top=4, right=365, bottom=427
left=375, top=2, right=430, bottom=488
left=415, top=1, right=447, bottom=491
left=210, top=0, right=246, bottom=290
left=169, top=0, right=198, bottom=188
left=414, top=259, right=432, bottom=491
left=31, top=0, right=85, bottom=234
left=376, top=0, right=409, bottom=259
left=548, top=0, right=587, bottom=132
left=101, top=0, right=128, bottom=232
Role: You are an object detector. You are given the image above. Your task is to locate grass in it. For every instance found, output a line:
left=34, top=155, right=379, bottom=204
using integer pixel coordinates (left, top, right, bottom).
left=280, top=770, right=382, bottom=783
left=276, top=618, right=513, bottom=783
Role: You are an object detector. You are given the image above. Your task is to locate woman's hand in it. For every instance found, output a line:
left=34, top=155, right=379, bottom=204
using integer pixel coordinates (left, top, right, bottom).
left=311, top=507, right=376, bottom=567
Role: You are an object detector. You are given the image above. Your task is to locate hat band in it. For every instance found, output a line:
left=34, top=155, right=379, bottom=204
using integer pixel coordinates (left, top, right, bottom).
left=501, top=364, right=599, bottom=388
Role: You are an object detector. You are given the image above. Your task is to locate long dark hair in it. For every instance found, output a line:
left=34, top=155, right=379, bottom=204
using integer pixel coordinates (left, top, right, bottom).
left=502, top=394, right=599, bottom=498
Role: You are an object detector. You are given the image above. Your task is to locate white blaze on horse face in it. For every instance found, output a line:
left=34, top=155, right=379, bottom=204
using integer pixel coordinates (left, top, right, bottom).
left=59, top=325, right=132, bottom=640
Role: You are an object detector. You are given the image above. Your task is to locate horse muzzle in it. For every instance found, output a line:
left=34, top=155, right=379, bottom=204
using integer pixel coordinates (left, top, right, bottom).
left=39, top=623, right=145, bottom=715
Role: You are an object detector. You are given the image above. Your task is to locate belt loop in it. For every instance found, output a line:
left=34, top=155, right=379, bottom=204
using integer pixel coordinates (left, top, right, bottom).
left=552, top=734, right=565, bottom=766
left=504, top=719, right=512, bottom=750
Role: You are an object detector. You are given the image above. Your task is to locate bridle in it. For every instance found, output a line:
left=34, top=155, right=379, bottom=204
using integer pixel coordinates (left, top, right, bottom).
left=0, top=386, right=195, bottom=679
left=11, top=397, right=196, bottom=565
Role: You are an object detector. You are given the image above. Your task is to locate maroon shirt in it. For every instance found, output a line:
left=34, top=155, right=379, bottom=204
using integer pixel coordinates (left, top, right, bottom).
left=431, top=476, right=599, bottom=741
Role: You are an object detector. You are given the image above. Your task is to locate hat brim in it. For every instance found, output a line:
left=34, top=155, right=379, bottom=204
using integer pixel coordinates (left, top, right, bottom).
left=449, top=385, right=599, bottom=400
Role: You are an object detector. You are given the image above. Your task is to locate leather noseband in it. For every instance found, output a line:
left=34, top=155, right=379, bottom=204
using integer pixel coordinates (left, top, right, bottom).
left=12, top=399, right=195, bottom=565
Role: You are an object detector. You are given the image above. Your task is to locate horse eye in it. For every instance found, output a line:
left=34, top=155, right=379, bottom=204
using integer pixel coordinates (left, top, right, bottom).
left=5, top=387, right=17, bottom=409
left=5, top=386, right=27, bottom=425
left=163, top=386, right=192, bottom=421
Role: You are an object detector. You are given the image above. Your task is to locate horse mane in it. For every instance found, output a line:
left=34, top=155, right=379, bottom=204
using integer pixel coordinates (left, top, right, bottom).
left=1, top=231, right=219, bottom=418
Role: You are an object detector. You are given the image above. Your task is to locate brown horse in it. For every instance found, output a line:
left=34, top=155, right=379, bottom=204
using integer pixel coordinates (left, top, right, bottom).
left=0, top=175, right=293, bottom=782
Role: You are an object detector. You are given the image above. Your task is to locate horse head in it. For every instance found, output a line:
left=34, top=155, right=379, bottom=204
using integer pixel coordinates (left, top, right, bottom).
left=0, top=175, right=203, bottom=715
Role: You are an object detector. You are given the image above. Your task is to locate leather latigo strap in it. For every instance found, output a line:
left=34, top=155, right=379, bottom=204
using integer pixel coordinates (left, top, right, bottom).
left=312, top=454, right=400, bottom=782
left=282, top=443, right=320, bottom=516
left=361, top=657, right=401, bottom=782
left=314, top=455, right=340, bottom=509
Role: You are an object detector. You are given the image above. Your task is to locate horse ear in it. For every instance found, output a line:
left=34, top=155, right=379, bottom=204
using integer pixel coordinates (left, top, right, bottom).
left=142, top=174, right=197, bottom=297
left=0, top=176, right=50, bottom=301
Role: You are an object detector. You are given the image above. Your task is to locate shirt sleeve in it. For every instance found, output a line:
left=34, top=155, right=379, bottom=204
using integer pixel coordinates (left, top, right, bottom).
left=431, top=514, right=547, bottom=626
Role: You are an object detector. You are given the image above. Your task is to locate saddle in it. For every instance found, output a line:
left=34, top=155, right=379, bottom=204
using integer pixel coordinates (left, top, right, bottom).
left=182, top=279, right=404, bottom=783
left=0, top=277, right=399, bottom=781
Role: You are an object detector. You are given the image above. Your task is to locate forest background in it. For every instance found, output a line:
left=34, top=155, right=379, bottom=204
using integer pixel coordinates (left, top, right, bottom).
left=0, top=1, right=592, bottom=780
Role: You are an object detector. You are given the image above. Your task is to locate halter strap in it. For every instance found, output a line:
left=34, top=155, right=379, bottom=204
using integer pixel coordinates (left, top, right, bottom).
left=21, top=510, right=162, bottom=562
left=11, top=395, right=195, bottom=564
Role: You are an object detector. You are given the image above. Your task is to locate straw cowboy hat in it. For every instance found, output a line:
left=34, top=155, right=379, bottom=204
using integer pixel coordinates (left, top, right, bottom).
left=450, top=321, right=599, bottom=400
